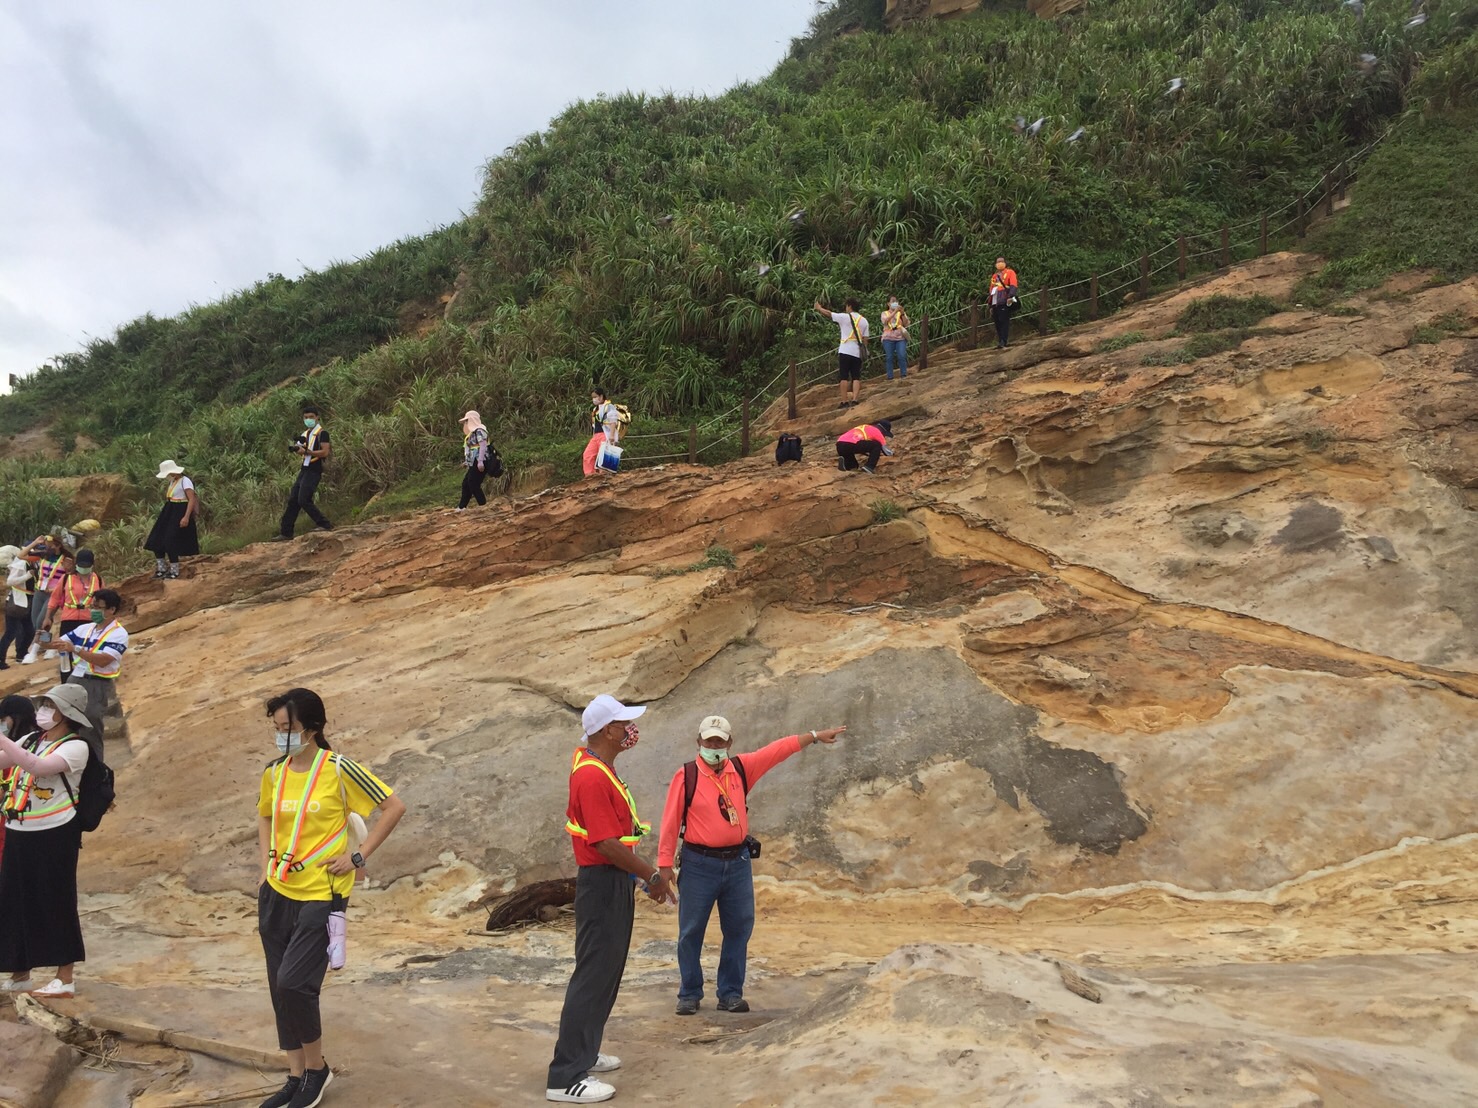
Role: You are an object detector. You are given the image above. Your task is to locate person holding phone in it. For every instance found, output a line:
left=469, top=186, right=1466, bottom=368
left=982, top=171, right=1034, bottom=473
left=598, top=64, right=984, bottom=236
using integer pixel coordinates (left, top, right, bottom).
left=274, top=406, right=333, bottom=542
left=989, top=257, right=1020, bottom=350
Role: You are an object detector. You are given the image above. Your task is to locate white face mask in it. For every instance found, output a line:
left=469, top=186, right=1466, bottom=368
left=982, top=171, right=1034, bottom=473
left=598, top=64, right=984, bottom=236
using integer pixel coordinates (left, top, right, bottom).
left=889, top=300, right=900, bottom=309
left=0, top=720, right=9, bottom=738
left=275, top=731, right=307, bottom=756
left=698, top=745, right=728, bottom=767
left=36, top=707, right=59, bottom=730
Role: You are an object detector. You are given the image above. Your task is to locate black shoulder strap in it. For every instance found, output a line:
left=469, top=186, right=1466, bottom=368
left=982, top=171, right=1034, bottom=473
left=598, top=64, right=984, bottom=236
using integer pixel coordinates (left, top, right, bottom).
left=680, top=760, right=698, bottom=838
left=732, top=756, right=750, bottom=796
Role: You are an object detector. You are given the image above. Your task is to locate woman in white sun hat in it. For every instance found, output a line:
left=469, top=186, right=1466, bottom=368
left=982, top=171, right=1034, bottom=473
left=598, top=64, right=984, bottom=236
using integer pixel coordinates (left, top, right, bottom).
left=0, top=683, right=96, bottom=999
left=143, top=459, right=200, bottom=579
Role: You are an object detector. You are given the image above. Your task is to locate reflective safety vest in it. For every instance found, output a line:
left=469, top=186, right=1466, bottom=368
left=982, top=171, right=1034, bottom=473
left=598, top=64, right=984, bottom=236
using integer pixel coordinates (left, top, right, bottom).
left=268, top=747, right=350, bottom=881
left=59, top=572, right=100, bottom=611
left=36, top=557, right=66, bottom=591
left=166, top=477, right=190, bottom=503
left=565, top=748, right=648, bottom=849
left=2, top=734, right=80, bottom=823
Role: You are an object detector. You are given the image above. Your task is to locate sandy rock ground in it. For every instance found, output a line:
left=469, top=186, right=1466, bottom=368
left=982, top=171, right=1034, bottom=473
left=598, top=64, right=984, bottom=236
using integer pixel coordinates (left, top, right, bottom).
left=5, top=253, right=1477, bottom=1106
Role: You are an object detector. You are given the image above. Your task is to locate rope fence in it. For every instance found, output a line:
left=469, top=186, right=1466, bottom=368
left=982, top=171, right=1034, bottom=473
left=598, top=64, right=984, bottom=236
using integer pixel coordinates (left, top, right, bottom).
left=615, top=139, right=1378, bottom=468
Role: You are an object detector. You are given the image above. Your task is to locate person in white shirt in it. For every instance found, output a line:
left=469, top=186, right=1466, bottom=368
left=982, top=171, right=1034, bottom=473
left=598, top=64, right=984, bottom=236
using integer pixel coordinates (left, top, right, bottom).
left=0, top=684, right=95, bottom=999
left=55, top=589, right=127, bottom=743
left=813, top=298, right=870, bottom=409
left=582, top=388, right=623, bottom=477
left=0, top=546, right=35, bottom=670
left=143, top=460, right=200, bottom=579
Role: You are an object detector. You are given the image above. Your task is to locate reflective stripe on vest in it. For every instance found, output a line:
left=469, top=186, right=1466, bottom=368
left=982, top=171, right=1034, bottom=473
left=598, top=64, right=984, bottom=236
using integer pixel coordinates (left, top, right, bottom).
left=62, top=573, right=99, bottom=611
left=166, top=477, right=189, bottom=503
left=269, top=748, right=341, bottom=881
left=2, top=734, right=80, bottom=822
left=565, top=749, right=648, bottom=848
left=37, top=558, right=65, bottom=590
left=79, top=620, right=123, bottom=678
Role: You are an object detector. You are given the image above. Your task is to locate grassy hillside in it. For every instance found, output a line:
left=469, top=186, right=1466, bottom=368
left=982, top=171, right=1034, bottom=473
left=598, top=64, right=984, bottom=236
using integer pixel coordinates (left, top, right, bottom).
left=0, top=0, right=1472, bottom=570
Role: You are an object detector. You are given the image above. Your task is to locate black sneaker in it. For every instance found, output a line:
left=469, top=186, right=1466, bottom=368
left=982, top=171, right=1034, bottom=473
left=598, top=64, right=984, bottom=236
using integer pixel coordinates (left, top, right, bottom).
left=316, top=522, right=334, bottom=531
left=716, top=996, right=750, bottom=1013
left=675, top=997, right=699, bottom=1016
left=259, top=1075, right=301, bottom=1108
left=269, top=535, right=292, bottom=543
left=287, top=1064, right=333, bottom=1108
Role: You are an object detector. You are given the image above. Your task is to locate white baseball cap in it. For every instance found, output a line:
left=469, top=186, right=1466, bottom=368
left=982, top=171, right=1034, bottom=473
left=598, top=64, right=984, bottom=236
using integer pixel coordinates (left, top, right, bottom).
left=699, top=715, right=732, bottom=741
left=581, top=693, right=646, bottom=737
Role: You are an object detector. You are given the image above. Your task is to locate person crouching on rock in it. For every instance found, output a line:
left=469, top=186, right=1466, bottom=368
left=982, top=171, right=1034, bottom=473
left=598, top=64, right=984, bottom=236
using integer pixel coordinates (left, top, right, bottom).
left=0, top=684, right=95, bottom=1000
left=144, top=460, right=200, bottom=579
left=256, top=688, right=406, bottom=1108
left=657, top=716, right=846, bottom=1016
left=547, top=694, right=675, bottom=1104
left=835, top=420, right=894, bottom=474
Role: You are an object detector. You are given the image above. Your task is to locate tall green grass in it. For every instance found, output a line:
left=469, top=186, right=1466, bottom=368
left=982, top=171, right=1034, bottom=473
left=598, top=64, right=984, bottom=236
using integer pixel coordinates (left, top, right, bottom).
left=0, top=0, right=1469, bottom=554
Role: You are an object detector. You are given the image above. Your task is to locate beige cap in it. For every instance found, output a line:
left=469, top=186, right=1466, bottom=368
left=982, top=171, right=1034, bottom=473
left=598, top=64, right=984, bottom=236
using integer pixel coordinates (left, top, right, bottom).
left=699, top=715, right=732, bottom=741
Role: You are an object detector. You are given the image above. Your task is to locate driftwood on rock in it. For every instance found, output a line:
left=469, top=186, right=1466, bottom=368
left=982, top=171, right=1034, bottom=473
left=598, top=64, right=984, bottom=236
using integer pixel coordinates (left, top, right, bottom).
left=1056, top=961, right=1103, bottom=1004
left=18, top=994, right=281, bottom=1070
left=484, top=877, right=577, bottom=931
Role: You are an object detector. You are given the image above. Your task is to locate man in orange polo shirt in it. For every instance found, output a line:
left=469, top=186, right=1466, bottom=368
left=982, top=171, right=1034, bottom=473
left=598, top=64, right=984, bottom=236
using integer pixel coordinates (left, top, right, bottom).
left=547, top=694, right=674, bottom=1105
left=658, top=716, right=846, bottom=1016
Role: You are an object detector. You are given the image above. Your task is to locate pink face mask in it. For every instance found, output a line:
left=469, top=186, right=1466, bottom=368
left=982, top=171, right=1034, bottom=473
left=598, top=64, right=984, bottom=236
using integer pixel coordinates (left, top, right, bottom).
left=620, top=723, right=640, bottom=750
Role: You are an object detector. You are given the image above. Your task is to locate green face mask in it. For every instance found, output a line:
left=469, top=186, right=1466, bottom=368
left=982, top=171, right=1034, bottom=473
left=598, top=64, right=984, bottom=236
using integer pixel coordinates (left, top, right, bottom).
left=698, top=746, right=728, bottom=767
left=89, top=609, right=105, bottom=624
left=303, top=417, right=317, bottom=429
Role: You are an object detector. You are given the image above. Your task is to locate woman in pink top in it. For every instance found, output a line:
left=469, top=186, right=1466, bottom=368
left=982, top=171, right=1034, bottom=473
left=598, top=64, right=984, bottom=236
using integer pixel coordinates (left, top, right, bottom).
left=880, top=296, right=910, bottom=381
left=835, top=420, right=894, bottom=473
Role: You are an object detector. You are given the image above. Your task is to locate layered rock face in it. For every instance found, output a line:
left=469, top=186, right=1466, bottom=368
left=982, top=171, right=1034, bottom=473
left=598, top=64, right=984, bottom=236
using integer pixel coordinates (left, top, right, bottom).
left=11, top=254, right=1474, bottom=1105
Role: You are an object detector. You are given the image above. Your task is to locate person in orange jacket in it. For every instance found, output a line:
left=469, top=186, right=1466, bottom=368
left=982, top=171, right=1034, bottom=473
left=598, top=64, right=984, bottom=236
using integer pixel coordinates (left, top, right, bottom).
left=989, top=256, right=1020, bottom=349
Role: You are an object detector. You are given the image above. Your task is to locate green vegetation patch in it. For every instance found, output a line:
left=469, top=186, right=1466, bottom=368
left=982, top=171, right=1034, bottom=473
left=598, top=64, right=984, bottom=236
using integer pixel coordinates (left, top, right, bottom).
left=1097, top=331, right=1150, bottom=353
left=870, top=498, right=904, bottom=523
left=1176, top=295, right=1282, bottom=333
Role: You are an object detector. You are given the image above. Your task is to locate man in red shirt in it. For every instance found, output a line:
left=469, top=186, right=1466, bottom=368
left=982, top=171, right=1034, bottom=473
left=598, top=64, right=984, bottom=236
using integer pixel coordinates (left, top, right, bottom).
left=658, top=716, right=846, bottom=1016
left=547, top=694, right=674, bottom=1105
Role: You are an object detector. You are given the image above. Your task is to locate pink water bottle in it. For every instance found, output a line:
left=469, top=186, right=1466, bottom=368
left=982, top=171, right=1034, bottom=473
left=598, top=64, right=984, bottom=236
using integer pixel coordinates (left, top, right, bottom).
left=327, top=909, right=347, bottom=971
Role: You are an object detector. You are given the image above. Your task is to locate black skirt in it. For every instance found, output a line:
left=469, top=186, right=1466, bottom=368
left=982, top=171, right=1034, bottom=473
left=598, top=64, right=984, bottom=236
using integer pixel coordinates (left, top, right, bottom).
left=144, top=500, right=200, bottom=558
left=0, top=819, right=85, bottom=971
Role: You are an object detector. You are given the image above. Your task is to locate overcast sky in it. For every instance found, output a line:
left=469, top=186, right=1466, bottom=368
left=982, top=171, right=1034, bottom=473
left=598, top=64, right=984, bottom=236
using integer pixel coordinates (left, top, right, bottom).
left=0, top=1, right=820, bottom=386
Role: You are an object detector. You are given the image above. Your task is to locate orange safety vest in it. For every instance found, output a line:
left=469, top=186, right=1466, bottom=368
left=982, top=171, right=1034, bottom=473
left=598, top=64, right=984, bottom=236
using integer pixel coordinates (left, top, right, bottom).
left=58, top=572, right=100, bottom=612
left=2, top=734, right=80, bottom=823
left=565, top=748, right=647, bottom=849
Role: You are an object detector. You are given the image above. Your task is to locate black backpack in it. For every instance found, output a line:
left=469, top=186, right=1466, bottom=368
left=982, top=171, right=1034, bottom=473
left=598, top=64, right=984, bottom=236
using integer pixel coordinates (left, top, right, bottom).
left=485, top=445, right=504, bottom=478
left=61, top=732, right=115, bottom=833
left=775, top=434, right=803, bottom=465
left=680, top=757, right=750, bottom=837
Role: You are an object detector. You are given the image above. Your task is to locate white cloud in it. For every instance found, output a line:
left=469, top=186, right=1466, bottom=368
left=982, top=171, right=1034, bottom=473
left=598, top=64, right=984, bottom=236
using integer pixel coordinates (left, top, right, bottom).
left=0, top=0, right=818, bottom=384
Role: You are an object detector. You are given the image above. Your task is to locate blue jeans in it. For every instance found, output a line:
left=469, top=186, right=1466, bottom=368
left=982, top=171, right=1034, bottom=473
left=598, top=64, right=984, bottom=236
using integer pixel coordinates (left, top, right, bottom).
left=882, top=338, right=907, bottom=379
left=676, top=849, right=754, bottom=1002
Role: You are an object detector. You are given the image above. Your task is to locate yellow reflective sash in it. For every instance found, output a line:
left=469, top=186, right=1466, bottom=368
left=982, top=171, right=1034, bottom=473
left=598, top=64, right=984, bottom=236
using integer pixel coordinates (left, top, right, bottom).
left=2, top=734, right=80, bottom=822
left=269, top=748, right=343, bottom=881
left=166, top=477, right=189, bottom=503
left=37, top=557, right=65, bottom=590
left=565, top=749, right=647, bottom=848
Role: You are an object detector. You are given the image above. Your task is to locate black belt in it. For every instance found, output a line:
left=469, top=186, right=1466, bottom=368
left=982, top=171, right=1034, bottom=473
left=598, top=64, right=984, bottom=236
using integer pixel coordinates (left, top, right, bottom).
left=681, top=841, right=745, bottom=860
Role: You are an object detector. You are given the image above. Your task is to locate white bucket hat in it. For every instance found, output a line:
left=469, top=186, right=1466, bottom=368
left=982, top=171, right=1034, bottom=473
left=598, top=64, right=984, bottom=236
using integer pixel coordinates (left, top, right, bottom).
left=156, top=459, right=185, bottom=480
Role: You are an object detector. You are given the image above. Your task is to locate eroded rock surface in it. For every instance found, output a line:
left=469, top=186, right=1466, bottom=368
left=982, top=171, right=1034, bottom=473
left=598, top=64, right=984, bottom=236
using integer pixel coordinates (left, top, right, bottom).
left=7, top=255, right=1475, bottom=1106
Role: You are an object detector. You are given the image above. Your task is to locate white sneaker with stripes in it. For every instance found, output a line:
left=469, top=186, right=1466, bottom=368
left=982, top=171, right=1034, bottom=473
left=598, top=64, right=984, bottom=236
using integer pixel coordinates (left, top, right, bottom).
left=546, top=1077, right=615, bottom=1103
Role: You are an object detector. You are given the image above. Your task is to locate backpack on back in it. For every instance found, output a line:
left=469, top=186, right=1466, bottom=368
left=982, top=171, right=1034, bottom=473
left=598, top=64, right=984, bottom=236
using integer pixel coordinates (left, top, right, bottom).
left=485, top=445, right=504, bottom=478
left=775, top=434, right=803, bottom=465
left=61, top=732, right=115, bottom=833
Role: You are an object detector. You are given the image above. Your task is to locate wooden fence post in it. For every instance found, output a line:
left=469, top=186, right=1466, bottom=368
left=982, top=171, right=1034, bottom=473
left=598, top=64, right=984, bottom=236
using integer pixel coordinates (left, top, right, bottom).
left=1323, top=172, right=1334, bottom=217
left=1259, top=213, right=1269, bottom=256
left=741, top=397, right=750, bottom=458
left=1088, top=275, right=1099, bottom=321
left=787, top=362, right=797, bottom=419
left=1219, top=225, right=1230, bottom=268
left=1177, top=234, right=1187, bottom=281
left=1337, top=161, right=1348, bottom=201
left=968, top=299, right=980, bottom=350
left=1139, top=251, right=1149, bottom=299
left=688, top=425, right=697, bottom=464
left=1037, top=287, right=1049, bottom=336
left=919, top=313, right=929, bottom=370
left=1297, top=196, right=1307, bottom=239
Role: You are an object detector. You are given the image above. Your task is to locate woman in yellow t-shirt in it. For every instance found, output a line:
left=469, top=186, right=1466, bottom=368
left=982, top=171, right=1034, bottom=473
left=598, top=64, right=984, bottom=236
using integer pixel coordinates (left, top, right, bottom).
left=256, top=688, right=406, bottom=1108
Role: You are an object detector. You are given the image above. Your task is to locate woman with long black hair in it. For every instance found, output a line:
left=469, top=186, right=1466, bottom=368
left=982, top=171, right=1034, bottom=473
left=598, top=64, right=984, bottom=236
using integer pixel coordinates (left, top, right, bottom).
left=256, top=688, right=406, bottom=1108
left=0, top=685, right=93, bottom=999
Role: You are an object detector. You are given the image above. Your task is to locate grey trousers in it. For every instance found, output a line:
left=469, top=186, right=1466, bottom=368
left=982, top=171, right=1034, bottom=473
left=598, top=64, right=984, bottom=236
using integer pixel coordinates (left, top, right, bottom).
left=547, top=865, right=635, bottom=1089
left=67, top=674, right=115, bottom=744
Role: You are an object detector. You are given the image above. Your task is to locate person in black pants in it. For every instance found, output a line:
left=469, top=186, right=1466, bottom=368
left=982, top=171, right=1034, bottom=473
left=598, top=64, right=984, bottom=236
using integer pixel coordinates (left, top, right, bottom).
left=835, top=420, right=894, bottom=473
left=275, top=406, right=333, bottom=541
left=456, top=410, right=492, bottom=512
left=0, top=546, right=34, bottom=669
left=988, top=256, right=1019, bottom=350
left=547, top=694, right=675, bottom=1104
